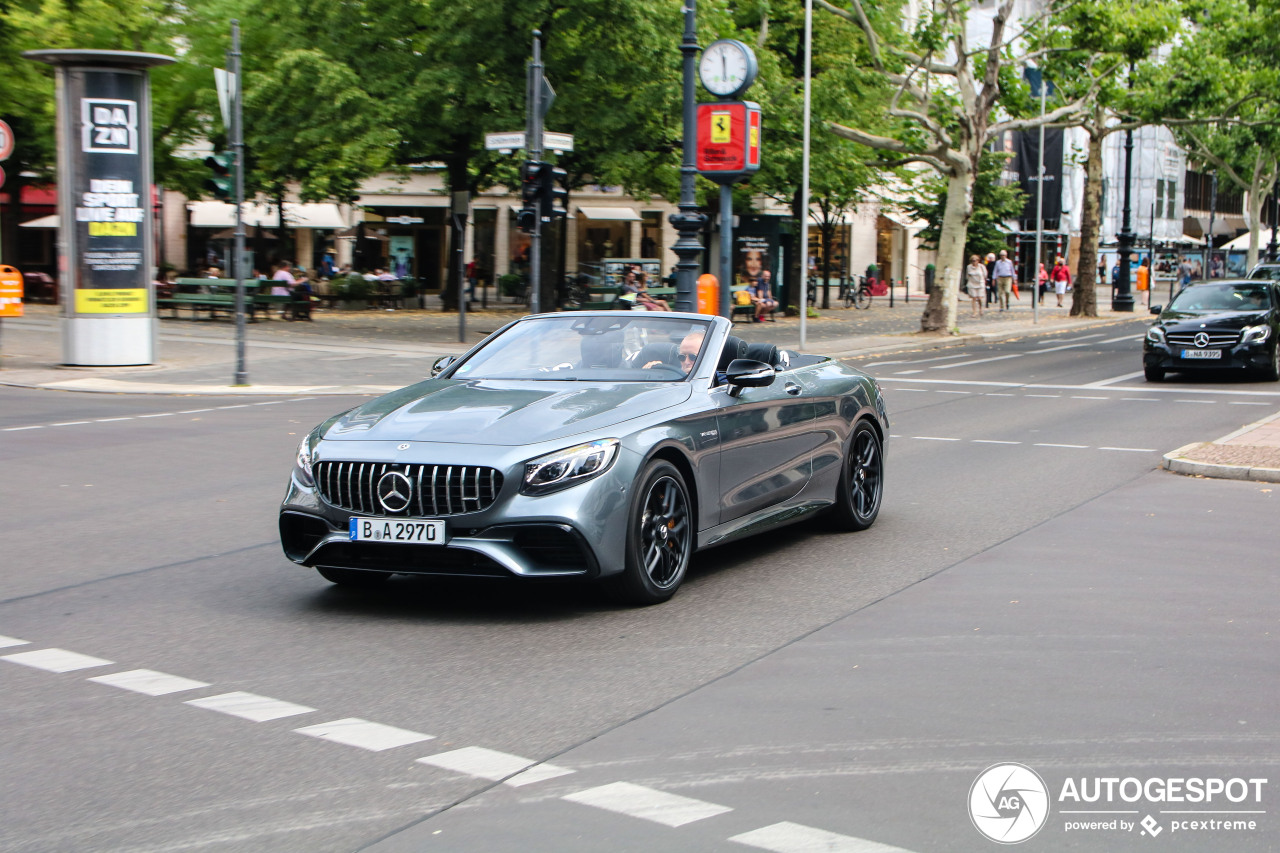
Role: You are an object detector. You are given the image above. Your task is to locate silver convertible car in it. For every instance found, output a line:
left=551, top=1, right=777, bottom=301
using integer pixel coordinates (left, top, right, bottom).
left=279, top=311, right=888, bottom=604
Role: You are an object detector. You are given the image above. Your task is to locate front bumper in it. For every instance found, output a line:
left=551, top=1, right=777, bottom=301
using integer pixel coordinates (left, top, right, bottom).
left=1143, top=340, right=1273, bottom=373
left=279, top=440, right=638, bottom=580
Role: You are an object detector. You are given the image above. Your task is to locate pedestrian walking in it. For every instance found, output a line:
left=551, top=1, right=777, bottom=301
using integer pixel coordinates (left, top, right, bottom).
left=1037, top=262, right=1049, bottom=305
left=965, top=255, right=987, bottom=317
left=1135, top=257, right=1150, bottom=308
left=1050, top=257, right=1071, bottom=307
left=993, top=250, right=1016, bottom=311
left=985, top=253, right=997, bottom=307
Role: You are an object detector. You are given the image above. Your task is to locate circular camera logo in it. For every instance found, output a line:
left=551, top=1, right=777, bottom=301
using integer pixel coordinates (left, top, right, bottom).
left=969, top=763, right=1050, bottom=844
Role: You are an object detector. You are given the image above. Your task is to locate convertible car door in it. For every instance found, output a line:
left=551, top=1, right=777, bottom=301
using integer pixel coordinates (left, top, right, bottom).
left=713, top=374, right=817, bottom=524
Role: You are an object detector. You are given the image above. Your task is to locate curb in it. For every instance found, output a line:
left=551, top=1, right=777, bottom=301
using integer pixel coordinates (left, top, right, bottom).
left=1162, top=441, right=1280, bottom=484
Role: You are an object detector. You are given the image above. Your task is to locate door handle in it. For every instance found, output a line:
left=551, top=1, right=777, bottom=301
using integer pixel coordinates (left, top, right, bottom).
left=784, top=382, right=802, bottom=396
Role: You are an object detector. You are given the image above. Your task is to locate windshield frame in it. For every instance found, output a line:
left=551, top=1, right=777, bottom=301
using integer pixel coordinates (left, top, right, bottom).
left=1167, top=282, right=1272, bottom=313
left=441, top=313, right=715, bottom=383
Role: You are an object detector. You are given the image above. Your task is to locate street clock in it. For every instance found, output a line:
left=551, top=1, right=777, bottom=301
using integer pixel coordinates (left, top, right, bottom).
left=699, top=39, right=758, bottom=99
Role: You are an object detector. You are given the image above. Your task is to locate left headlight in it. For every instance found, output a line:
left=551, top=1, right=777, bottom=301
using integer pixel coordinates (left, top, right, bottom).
left=1241, top=324, right=1271, bottom=345
left=1146, top=326, right=1166, bottom=344
left=295, top=433, right=317, bottom=486
left=521, top=438, right=620, bottom=496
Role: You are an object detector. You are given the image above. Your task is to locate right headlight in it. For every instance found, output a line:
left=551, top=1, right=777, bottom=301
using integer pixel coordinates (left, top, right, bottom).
left=521, top=439, right=620, bottom=496
left=1146, top=326, right=1166, bottom=344
left=1241, top=324, right=1271, bottom=345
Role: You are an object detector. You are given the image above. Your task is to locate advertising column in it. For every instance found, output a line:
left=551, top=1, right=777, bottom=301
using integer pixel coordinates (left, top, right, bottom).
left=25, top=49, right=174, bottom=365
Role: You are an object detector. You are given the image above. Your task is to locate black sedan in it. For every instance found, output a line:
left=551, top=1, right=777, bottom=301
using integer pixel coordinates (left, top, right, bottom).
left=1144, top=279, right=1280, bottom=381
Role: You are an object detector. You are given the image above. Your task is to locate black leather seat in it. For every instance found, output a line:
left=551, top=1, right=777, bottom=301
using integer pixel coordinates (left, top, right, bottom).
left=743, top=342, right=779, bottom=368
left=717, top=335, right=748, bottom=372
left=630, top=341, right=678, bottom=370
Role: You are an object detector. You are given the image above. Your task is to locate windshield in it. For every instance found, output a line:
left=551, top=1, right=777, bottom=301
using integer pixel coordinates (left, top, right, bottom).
left=451, top=314, right=713, bottom=382
left=1168, top=283, right=1272, bottom=313
left=1250, top=266, right=1280, bottom=281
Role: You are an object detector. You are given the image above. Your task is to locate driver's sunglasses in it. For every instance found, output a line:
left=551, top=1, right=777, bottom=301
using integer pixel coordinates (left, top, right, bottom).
left=678, top=353, right=697, bottom=364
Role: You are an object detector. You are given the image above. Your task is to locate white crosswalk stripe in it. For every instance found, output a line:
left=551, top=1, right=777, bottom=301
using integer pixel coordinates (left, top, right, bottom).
left=89, top=669, right=210, bottom=696
left=563, top=781, right=732, bottom=827
left=417, top=746, right=572, bottom=784
left=185, top=691, right=316, bottom=722
left=731, top=821, right=919, bottom=853
left=293, top=718, right=433, bottom=751
left=2, top=648, right=114, bottom=672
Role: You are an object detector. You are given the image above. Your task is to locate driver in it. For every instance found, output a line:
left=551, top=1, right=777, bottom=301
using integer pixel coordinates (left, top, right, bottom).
left=643, top=330, right=705, bottom=375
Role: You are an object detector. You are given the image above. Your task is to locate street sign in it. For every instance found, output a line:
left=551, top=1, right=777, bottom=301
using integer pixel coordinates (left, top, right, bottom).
left=0, top=165, right=5, bottom=190
left=696, top=101, right=762, bottom=182
left=385, top=215, right=425, bottom=225
left=0, top=119, right=13, bottom=161
left=484, top=131, right=574, bottom=153
left=0, top=265, right=24, bottom=317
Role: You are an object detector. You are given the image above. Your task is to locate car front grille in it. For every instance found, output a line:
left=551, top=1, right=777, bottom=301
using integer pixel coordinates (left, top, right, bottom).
left=314, top=461, right=503, bottom=517
left=1167, top=331, right=1240, bottom=347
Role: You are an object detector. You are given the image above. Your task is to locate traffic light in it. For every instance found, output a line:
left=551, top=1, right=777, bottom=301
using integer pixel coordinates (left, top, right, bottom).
left=540, top=164, right=568, bottom=220
left=518, top=159, right=545, bottom=233
left=204, top=151, right=234, bottom=200
left=516, top=206, right=537, bottom=233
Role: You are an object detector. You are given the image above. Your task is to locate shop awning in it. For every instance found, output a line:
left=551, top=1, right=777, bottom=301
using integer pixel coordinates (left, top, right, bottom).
left=20, top=214, right=59, bottom=228
left=187, top=201, right=347, bottom=229
left=877, top=209, right=924, bottom=230
left=1222, top=227, right=1276, bottom=251
left=577, top=206, right=641, bottom=221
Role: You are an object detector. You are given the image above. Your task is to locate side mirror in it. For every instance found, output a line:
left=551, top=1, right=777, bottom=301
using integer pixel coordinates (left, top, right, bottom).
left=1149, top=305, right=1162, bottom=315
left=431, top=355, right=457, bottom=377
left=724, top=358, right=776, bottom=397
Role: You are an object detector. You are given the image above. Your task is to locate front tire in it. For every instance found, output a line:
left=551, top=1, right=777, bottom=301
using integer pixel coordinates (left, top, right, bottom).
left=1144, top=364, right=1165, bottom=382
left=830, top=420, right=884, bottom=531
left=611, top=460, right=693, bottom=605
left=1259, top=343, right=1280, bottom=381
left=316, top=566, right=392, bottom=587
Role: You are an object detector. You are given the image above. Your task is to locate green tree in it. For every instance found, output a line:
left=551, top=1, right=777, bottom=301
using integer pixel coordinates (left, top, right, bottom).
left=902, top=152, right=1024, bottom=260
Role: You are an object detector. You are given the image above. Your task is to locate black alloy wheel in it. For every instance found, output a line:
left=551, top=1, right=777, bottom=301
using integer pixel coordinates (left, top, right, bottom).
left=831, top=420, right=884, bottom=531
left=317, top=566, right=392, bottom=587
left=613, top=460, right=693, bottom=605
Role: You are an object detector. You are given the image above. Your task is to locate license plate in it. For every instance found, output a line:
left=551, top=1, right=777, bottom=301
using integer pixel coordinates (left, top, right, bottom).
left=349, top=517, right=446, bottom=544
left=1181, top=349, right=1222, bottom=360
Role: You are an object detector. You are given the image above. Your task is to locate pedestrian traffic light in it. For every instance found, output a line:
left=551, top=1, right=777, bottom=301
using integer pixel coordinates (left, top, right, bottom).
left=516, top=205, right=537, bottom=233
left=540, top=164, right=568, bottom=220
left=204, top=151, right=234, bottom=200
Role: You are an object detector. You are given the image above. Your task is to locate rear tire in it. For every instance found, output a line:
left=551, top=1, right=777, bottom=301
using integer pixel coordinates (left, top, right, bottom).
left=609, top=460, right=693, bottom=606
left=1144, top=364, right=1165, bottom=382
left=830, top=420, right=884, bottom=531
left=317, top=566, right=392, bottom=587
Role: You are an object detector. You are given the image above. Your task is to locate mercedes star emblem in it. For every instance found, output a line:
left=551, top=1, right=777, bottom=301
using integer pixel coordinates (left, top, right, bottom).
left=397, top=443, right=411, bottom=451
left=1193, top=332, right=1211, bottom=348
left=377, top=470, right=413, bottom=513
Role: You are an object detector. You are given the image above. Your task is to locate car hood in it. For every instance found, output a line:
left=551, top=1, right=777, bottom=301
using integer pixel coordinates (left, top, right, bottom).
left=1158, top=309, right=1271, bottom=330
left=321, top=379, right=692, bottom=446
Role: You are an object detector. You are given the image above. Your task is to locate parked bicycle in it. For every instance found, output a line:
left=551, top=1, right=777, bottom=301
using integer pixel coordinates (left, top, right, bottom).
left=841, top=275, right=873, bottom=309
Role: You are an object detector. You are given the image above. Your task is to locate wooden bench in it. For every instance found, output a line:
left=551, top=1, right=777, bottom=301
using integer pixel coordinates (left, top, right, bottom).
left=157, top=291, right=299, bottom=321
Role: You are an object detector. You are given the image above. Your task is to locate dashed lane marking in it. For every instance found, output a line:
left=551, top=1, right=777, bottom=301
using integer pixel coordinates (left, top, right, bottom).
left=2, top=648, right=114, bottom=672
left=185, top=691, right=316, bottom=722
left=972, top=439, right=1020, bottom=445
left=930, top=353, right=1023, bottom=369
left=731, top=821, right=918, bottom=853
left=3, top=397, right=314, bottom=432
left=417, top=746, right=573, bottom=785
left=1037, top=333, right=1104, bottom=344
left=293, top=718, right=434, bottom=751
left=1120, top=397, right=1159, bottom=402
left=0, top=635, right=30, bottom=648
left=563, top=781, right=733, bottom=827
left=1099, top=446, right=1158, bottom=452
left=911, top=436, right=961, bottom=441
left=1230, top=401, right=1273, bottom=406
left=892, top=369, right=923, bottom=375
left=1034, top=443, right=1088, bottom=449
left=89, top=669, right=210, bottom=696
left=1175, top=399, right=1216, bottom=404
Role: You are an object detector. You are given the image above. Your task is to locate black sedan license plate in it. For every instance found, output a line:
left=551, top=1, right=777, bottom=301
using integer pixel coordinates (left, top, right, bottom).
left=349, top=517, right=446, bottom=544
left=1181, top=349, right=1222, bottom=360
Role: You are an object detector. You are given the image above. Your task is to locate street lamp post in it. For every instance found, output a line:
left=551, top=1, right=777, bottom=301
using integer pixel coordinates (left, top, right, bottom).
left=669, top=0, right=705, bottom=312
left=1112, top=68, right=1137, bottom=312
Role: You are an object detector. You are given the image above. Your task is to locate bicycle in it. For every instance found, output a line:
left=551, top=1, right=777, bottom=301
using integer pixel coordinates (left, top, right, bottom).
left=844, top=276, right=873, bottom=310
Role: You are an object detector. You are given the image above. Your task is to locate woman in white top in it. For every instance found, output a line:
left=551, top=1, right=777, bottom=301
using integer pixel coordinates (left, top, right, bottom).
left=965, top=254, right=987, bottom=317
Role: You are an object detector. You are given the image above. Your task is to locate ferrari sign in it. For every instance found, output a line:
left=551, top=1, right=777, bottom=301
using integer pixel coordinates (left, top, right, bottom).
left=696, top=101, right=761, bottom=182
left=0, top=265, right=24, bottom=317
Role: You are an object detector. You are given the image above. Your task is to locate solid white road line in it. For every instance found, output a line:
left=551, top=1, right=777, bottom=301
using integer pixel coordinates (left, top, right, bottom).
left=293, top=718, right=433, bottom=751
left=88, top=669, right=210, bottom=696
left=2, top=648, right=114, bottom=673
left=185, top=691, right=316, bottom=722
left=0, top=635, right=29, bottom=648
left=1084, top=371, right=1151, bottom=387
left=1037, top=333, right=1104, bottom=344
left=563, top=781, right=733, bottom=828
left=1097, top=334, right=1144, bottom=344
left=892, top=369, right=923, bottom=375
left=930, top=353, right=1023, bottom=369
left=1035, top=342, right=1092, bottom=353
left=417, top=746, right=571, bottom=784
left=731, top=821, right=917, bottom=853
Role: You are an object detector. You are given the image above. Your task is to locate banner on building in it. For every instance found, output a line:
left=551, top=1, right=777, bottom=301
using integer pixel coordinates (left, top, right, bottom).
left=1013, top=128, right=1064, bottom=227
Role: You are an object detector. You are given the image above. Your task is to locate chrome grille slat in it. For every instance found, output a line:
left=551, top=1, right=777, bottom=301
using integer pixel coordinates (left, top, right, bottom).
left=314, top=461, right=503, bottom=518
left=1167, top=331, right=1240, bottom=347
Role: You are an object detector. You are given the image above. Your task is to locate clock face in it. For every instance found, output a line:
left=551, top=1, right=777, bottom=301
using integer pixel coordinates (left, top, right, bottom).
left=700, top=40, right=755, bottom=98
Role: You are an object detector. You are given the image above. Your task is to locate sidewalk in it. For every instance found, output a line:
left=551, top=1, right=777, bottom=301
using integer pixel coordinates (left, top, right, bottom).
left=3, top=297, right=1277, bottom=481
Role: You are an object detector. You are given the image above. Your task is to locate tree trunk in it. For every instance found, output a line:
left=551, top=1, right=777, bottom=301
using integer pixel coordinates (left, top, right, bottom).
left=1246, top=183, right=1265, bottom=272
left=786, top=188, right=805, bottom=313
left=1072, top=121, right=1103, bottom=317
left=820, top=218, right=834, bottom=309
left=922, top=168, right=974, bottom=332
left=441, top=154, right=467, bottom=311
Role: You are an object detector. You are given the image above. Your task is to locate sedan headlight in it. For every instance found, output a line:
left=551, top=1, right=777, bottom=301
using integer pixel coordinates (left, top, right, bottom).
left=1146, top=326, right=1166, bottom=344
left=1241, top=324, right=1271, bottom=345
left=522, top=439, right=620, bottom=496
left=295, top=433, right=317, bottom=486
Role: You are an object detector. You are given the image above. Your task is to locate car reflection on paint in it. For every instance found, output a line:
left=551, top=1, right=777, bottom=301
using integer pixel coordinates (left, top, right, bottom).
left=280, top=311, right=888, bottom=605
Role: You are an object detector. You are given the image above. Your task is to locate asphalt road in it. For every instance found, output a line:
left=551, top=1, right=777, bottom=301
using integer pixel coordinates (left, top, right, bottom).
left=1, top=320, right=1276, bottom=852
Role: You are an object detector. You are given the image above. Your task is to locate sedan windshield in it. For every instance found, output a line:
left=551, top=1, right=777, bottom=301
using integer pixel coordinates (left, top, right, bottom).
left=1169, top=283, right=1272, bottom=313
left=451, top=315, right=713, bottom=381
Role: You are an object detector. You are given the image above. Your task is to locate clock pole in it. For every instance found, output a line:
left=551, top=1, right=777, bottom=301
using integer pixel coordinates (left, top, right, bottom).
left=670, top=0, right=705, bottom=313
